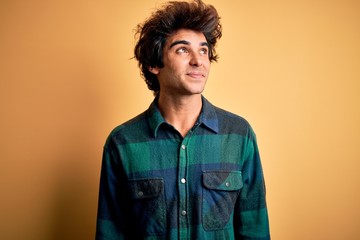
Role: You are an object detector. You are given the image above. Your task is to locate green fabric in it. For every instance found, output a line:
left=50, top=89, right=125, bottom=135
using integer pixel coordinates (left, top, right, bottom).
left=96, top=96, right=270, bottom=239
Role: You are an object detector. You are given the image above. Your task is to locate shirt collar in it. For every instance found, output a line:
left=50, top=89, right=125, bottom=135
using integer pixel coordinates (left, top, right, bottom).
left=198, top=96, right=219, bottom=134
left=147, top=95, right=219, bottom=138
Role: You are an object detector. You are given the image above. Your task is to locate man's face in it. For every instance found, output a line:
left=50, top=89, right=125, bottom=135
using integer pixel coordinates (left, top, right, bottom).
left=150, top=29, right=211, bottom=97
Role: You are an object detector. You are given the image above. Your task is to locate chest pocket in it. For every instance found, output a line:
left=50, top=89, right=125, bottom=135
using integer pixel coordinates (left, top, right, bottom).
left=128, top=178, right=166, bottom=236
left=202, top=171, right=243, bottom=231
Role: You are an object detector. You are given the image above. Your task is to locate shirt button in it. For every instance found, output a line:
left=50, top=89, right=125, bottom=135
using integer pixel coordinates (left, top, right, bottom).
left=181, top=145, right=186, bottom=150
left=181, top=210, right=187, bottom=216
left=225, top=182, right=230, bottom=187
left=137, top=191, right=144, bottom=197
left=181, top=178, right=186, bottom=184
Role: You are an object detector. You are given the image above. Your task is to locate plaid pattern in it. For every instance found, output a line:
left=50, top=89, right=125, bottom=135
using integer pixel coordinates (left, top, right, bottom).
left=96, top=96, right=270, bottom=239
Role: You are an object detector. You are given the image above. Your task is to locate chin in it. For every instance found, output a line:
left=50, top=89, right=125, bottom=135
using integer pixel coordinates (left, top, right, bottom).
left=189, top=88, right=205, bottom=95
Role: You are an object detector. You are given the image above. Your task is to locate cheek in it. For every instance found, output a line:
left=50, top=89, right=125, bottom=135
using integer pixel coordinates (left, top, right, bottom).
left=204, top=61, right=211, bottom=70
left=167, top=61, right=186, bottom=74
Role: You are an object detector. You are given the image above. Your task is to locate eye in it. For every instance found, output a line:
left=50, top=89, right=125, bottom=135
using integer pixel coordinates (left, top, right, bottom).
left=176, top=47, right=188, bottom=54
left=199, top=48, right=208, bottom=55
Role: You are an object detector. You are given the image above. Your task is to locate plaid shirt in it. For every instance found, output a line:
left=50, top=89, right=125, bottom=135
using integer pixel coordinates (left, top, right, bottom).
left=96, top=96, right=270, bottom=239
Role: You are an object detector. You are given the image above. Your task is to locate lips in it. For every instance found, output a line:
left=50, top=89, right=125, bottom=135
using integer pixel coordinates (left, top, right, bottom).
left=186, top=72, right=205, bottom=78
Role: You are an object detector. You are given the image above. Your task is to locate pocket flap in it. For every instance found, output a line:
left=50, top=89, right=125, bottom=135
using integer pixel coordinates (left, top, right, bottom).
left=203, top=171, right=243, bottom=191
left=128, top=178, right=164, bottom=199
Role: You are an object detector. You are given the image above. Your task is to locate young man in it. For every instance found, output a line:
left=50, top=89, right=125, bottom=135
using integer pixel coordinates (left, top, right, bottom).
left=96, top=0, right=270, bottom=239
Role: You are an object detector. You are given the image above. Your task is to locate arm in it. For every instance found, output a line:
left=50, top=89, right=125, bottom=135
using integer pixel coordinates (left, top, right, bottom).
left=96, top=143, right=131, bottom=240
left=234, top=128, right=270, bottom=240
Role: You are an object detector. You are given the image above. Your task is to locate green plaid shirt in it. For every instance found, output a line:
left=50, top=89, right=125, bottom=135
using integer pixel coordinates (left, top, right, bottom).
left=96, top=96, right=270, bottom=239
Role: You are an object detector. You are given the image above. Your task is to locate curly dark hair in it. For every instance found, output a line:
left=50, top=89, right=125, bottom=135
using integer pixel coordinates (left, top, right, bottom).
left=134, top=0, right=222, bottom=95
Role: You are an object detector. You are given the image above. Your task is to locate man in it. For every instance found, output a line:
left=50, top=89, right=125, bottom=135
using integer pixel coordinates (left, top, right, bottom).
left=96, top=0, right=270, bottom=239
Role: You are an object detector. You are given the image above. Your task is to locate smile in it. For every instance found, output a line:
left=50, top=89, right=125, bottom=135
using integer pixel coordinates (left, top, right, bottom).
left=186, top=72, right=205, bottom=78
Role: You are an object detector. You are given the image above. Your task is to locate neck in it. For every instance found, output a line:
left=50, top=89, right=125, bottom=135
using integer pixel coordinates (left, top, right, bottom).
left=157, top=94, right=202, bottom=137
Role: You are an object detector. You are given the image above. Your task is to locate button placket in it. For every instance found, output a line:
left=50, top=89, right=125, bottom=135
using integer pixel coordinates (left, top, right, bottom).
left=178, top=139, right=189, bottom=233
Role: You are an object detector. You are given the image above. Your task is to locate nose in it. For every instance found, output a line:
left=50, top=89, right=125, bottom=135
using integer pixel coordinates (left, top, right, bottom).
left=189, top=53, right=203, bottom=67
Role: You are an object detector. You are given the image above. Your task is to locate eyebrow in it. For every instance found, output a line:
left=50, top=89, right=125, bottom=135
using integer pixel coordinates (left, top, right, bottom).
left=169, top=40, right=209, bottom=49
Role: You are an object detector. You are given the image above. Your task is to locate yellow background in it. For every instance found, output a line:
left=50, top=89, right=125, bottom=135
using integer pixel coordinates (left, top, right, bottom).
left=1, top=0, right=359, bottom=239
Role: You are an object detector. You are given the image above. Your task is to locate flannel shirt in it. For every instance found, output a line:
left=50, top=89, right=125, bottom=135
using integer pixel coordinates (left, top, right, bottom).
left=96, top=96, right=270, bottom=239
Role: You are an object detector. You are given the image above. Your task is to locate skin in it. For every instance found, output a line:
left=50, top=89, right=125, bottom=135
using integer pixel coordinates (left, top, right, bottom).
left=149, top=29, right=211, bottom=137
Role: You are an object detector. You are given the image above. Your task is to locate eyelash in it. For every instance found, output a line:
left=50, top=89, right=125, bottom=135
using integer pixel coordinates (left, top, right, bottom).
left=176, top=47, right=208, bottom=55
left=200, top=48, right=208, bottom=54
left=176, top=47, right=188, bottom=54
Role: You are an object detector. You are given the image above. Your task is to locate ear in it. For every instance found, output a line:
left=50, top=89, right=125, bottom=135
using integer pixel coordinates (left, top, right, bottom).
left=148, top=66, right=160, bottom=75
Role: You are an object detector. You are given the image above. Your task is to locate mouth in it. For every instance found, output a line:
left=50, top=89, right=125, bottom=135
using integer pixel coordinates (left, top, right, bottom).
left=186, top=72, right=205, bottom=78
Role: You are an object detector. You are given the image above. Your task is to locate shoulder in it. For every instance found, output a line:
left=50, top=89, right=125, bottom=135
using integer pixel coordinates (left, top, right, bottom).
left=213, top=105, right=254, bottom=137
left=214, top=105, right=249, bottom=125
left=105, top=111, right=150, bottom=147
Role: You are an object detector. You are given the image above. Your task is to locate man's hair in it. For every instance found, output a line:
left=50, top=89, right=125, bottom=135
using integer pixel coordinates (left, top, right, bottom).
left=134, top=0, right=222, bottom=95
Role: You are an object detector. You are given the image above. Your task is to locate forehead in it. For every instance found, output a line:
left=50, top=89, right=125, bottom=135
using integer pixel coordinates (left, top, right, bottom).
left=166, top=29, right=207, bottom=46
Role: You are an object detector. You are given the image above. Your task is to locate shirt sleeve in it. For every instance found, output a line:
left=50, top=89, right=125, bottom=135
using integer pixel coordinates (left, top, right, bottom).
left=234, top=127, right=270, bottom=239
left=96, top=142, right=131, bottom=240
